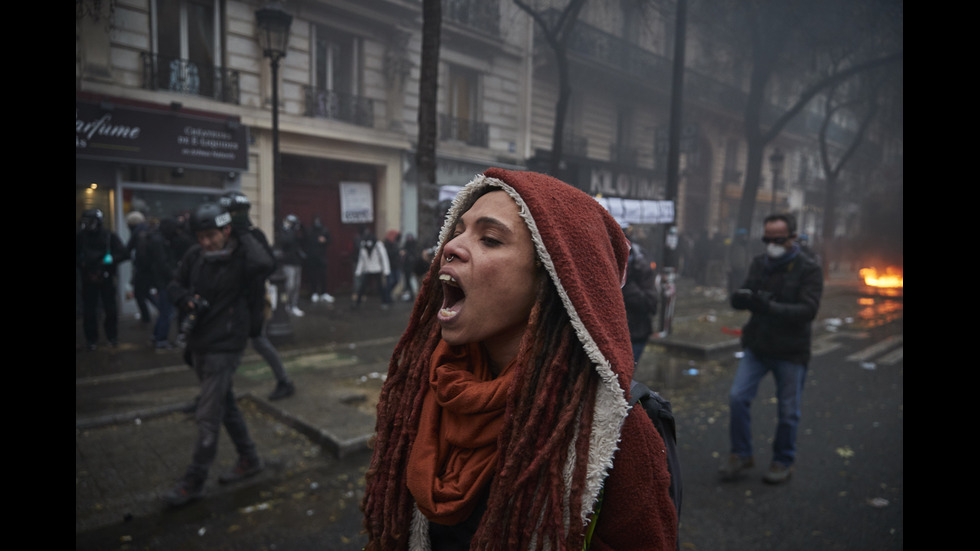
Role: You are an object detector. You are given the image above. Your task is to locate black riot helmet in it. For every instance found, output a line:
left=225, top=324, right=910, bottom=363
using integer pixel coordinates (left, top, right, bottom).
left=191, top=202, right=232, bottom=233
left=219, top=191, right=251, bottom=229
left=80, top=208, right=103, bottom=232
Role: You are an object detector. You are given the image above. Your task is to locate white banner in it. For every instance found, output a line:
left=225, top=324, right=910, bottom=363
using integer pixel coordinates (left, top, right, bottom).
left=340, top=182, right=374, bottom=223
left=595, top=196, right=674, bottom=225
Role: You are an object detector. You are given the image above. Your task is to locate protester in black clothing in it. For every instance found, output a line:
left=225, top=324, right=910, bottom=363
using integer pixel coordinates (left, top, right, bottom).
left=306, top=215, right=335, bottom=304
left=146, top=217, right=181, bottom=349
left=162, top=202, right=275, bottom=507
left=77, top=208, right=129, bottom=350
left=622, top=237, right=659, bottom=364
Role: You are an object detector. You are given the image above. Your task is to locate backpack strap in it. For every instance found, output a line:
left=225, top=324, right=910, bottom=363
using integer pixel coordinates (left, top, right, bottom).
left=630, top=380, right=678, bottom=444
left=630, top=379, right=682, bottom=529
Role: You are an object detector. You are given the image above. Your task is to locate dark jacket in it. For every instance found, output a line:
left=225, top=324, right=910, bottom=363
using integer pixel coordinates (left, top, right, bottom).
left=76, top=228, right=128, bottom=285
left=168, top=234, right=274, bottom=353
left=127, top=222, right=153, bottom=279
left=623, top=247, right=659, bottom=344
left=305, top=223, right=331, bottom=267
left=276, top=224, right=306, bottom=266
left=731, top=246, right=823, bottom=365
left=146, top=228, right=179, bottom=290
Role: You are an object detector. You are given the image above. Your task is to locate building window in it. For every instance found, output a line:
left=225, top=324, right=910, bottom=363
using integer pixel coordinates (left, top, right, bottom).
left=314, top=27, right=359, bottom=97
left=153, top=0, right=220, bottom=96
left=440, top=65, right=488, bottom=146
left=448, top=65, right=478, bottom=126
left=305, top=27, right=373, bottom=125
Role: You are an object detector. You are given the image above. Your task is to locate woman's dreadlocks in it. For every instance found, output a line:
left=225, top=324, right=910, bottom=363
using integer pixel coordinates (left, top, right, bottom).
left=362, top=243, right=601, bottom=550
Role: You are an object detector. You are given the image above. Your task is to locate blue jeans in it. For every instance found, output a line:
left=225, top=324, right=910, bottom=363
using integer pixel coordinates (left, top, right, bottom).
left=728, top=348, right=807, bottom=466
left=153, top=288, right=174, bottom=344
left=631, top=342, right=647, bottom=366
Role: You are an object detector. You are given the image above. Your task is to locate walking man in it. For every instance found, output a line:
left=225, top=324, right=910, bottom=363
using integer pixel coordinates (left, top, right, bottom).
left=720, top=213, right=823, bottom=484
left=162, top=202, right=275, bottom=506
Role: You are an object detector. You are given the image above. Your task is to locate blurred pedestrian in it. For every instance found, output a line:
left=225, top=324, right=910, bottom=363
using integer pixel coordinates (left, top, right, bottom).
left=77, top=208, right=129, bottom=350
left=352, top=230, right=391, bottom=309
left=383, top=229, right=402, bottom=302
left=220, top=192, right=295, bottom=401
left=623, top=234, right=659, bottom=365
left=362, top=169, right=676, bottom=550
left=722, top=213, right=823, bottom=484
left=306, top=215, right=335, bottom=304
left=162, top=202, right=275, bottom=507
left=276, top=214, right=306, bottom=317
left=399, top=233, right=421, bottom=301
left=125, top=210, right=155, bottom=326
left=146, top=216, right=181, bottom=350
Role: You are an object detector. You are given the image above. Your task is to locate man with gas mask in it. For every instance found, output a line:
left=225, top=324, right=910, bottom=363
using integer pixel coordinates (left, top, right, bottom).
left=720, top=213, right=823, bottom=485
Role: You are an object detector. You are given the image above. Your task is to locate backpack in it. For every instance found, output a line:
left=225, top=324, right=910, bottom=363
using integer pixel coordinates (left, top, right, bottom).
left=629, top=379, right=682, bottom=521
left=584, top=380, right=682, bottom=550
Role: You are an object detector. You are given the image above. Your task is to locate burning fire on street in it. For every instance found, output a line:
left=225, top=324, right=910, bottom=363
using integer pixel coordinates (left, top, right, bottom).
left=859, top=266, right=903, bottom=298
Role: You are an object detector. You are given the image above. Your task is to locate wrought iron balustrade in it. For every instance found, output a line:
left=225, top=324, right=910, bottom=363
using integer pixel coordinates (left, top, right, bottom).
left=444, top=0, right=500, bottom=35
left=304, top=87, right=375, bottom=128
left=141, top=53, right=240, bottom=104
left=439, top=114, right=489, bottom=147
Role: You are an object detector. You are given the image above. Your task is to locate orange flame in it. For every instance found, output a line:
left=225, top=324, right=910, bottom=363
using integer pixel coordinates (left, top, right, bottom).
left=859, top=266, right=903, bottom=288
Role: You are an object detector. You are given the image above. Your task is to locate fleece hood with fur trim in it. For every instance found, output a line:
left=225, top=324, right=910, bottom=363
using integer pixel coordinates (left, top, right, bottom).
left=435, top=168, right=635, bottom=528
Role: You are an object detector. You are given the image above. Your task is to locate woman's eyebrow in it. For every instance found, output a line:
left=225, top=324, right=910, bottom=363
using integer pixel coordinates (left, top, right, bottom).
left=472, top=216, right=513, bottom=235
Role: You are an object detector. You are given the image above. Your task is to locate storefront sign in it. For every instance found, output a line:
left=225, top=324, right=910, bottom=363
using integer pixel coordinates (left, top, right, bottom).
left=340, top=182, right=374, bottom=223
left=595, top=196, right=674, bottom=225
left=75, top=99, right=248, bottom=171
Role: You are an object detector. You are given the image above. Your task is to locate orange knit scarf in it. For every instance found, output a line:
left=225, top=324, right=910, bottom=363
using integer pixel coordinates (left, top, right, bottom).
left=406, top=340, right=516, bottom=526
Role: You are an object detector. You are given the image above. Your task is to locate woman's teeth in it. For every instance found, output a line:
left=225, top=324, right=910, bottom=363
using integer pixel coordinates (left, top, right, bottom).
left=439, top=274, right=461, bottom=319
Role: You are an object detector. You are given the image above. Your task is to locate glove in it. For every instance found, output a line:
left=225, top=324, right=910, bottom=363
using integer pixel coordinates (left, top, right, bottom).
left=749, top=290, right=773, bottom=313
left=731, top=288, right=753, bottom=310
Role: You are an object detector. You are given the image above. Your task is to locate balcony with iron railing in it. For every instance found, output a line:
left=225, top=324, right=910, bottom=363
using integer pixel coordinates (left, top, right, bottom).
left=443, top=0, right=500, bottom=35
left=439, top=114, right=489, bottom=147
left=141, top=53, right=240, bottom=104
left=303, top=87, right=375, bottom=128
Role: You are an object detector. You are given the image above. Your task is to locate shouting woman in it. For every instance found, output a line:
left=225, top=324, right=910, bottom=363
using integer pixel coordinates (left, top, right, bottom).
left=362, top=168, right=676, bottom=550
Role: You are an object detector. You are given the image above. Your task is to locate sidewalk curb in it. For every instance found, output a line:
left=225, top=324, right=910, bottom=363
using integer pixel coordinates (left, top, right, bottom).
left=244, top=394, right=373, bottom=459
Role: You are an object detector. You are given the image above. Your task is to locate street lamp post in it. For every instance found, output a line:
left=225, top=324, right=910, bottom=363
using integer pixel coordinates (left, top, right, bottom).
left=769, top=149, right=785, bottom=214
left=256, top=2, right=293, bottom=342
left=255, top=1, right=292, bottom=228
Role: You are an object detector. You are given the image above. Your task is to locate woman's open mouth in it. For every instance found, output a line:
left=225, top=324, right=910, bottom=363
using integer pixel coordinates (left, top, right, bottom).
left=438, top=273, right=465, bottom=320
